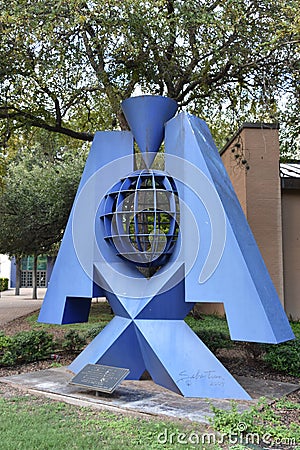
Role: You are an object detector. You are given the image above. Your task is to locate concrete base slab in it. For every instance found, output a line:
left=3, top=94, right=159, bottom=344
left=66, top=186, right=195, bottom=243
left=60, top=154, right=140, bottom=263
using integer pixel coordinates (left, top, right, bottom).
left=0, top=367, right=298, bottom=424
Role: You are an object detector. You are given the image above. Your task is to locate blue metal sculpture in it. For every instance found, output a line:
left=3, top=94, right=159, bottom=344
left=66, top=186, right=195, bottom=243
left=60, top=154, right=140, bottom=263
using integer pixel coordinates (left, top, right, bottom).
left=38, top=95, right=294, bottom=399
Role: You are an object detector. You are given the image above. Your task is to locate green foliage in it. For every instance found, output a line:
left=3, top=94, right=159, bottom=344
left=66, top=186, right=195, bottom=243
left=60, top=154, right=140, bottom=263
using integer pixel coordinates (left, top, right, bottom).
left=0, top=331, right=12, bottom=350
left=186, top=314, right=231, bottom=336
left=210, top=398, right=300, bottom=446
left=0, top=330, right=54, bottom=366
left=0, top=277, right=8, bottom=291
left=291, top=320, right=300, bottom=337
left=210, top=402, right=258, bottom=436
left=186, top=315, right=300, bottom=378
left=263, top=338, right=300, bottom=377
left=0, top=395, right=207, bottom=450
left=196, top=329, right=232, bottom=353
left=279, top=87, right=300, bottom=161
left=62, top=329, right=86, bottom=353
left=84, top=324, right=108, bottom=341
left=0, top=0, right=299, bottom=152
left=0, top=136, right=87, bottom=259
left=185, top=314, right=232, bottom=352
left=262, top=322, right=300, bottom=377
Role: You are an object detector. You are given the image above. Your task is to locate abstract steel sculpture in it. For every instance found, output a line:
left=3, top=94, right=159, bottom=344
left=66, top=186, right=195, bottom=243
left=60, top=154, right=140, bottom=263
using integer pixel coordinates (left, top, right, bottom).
left=38, top=95, right=294, bottom=399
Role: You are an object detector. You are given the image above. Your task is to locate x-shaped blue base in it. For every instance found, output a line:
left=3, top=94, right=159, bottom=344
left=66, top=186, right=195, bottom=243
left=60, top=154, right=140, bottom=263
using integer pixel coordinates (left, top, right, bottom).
left=69, top=264, right=250, bottom=399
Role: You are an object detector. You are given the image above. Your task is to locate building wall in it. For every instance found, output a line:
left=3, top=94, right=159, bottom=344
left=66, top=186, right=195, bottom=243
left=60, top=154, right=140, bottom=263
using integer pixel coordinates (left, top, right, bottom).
left=282, top=190, right=300, bottom=320
left=220, top=124, right=300, bottom=320
left=0, top=255, right=11, bottom=287
left=242, top=126, right=284, bottom=304
left=9, top=255, right=55, bottom=289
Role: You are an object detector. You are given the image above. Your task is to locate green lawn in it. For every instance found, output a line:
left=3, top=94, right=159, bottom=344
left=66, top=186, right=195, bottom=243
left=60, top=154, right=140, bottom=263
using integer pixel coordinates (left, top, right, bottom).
left=0, top=394, right=213, bottom=450
left=26, top=301, right=113, bottom=334
left=0, top=391, right=299, bottom=449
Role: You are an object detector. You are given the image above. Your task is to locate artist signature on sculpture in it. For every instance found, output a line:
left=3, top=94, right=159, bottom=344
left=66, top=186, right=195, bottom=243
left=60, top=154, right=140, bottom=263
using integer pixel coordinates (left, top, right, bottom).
left=177, top=370, right=225, bottom=387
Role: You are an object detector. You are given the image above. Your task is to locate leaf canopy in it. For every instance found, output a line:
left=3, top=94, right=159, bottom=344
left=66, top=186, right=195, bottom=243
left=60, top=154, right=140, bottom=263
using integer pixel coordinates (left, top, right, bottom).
left=0, top=0, right=299, bottom=150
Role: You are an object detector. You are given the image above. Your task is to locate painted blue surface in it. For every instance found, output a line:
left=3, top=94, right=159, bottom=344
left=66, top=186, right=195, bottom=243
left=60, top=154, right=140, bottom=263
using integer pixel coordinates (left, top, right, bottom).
left=70, top=262, right=250, bottom=399
left=38, top=131, right=133, bottom=324
left=164, top=113, right=294, bottom=344
left=39, top=95, right=294, bottom=399
left=122, top=95, right=178, bottom=168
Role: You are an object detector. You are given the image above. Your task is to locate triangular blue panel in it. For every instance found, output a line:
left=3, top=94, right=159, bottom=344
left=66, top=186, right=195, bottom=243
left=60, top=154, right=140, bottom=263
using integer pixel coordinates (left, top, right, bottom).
left=69, top=317, right=146, bottom=380
left=38, top=132, right=134, bottom=325
left=136, top=320, right=251, bottom=399
left=164, top=113, right=294, bottom=343
left=135, top=327, right=181, bottom=395
left=136, top=265, right=193, bottom=320
left=104, top=291, right=131, bottom=319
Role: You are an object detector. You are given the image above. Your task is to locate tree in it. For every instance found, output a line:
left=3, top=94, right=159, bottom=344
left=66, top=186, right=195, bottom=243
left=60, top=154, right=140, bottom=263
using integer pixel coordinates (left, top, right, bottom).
left=0, top=0, right=299, bottom=150
left=0, top=136, right=87, bottom=298
left=278, top=81, right=300, bottom=161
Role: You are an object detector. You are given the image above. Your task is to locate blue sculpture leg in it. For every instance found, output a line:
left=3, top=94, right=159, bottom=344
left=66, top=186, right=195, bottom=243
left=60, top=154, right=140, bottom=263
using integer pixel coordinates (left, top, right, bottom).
left=135, top=320, right=251, bottom=399
left=69, top=317, right=146, bottom=379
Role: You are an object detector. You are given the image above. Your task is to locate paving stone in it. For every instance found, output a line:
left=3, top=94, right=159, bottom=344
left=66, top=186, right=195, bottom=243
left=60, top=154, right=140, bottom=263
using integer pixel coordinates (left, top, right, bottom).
left=0, top=367, right=298, bottom=423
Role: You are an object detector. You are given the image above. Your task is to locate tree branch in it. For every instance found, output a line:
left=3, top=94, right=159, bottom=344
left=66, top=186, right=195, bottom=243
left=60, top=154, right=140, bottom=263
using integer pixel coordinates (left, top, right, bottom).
left=0, top=107, right=94, bottom=141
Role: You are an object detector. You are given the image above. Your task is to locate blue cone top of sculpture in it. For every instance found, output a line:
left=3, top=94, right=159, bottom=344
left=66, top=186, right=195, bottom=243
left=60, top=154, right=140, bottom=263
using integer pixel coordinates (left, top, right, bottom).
left=121, top=95, right=178, bottom=168
left=100, top=169, right=180, bottom=269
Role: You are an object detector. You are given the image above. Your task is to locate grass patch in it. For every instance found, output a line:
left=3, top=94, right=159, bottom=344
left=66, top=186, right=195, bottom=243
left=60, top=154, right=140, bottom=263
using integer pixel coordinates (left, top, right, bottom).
left=26, top=301, right=113, bottom=333
left=0, top=391, right=298, bottom=449
left=0, top=394, right=216, bottom=450
left=210, top=397, right=300, bottom=448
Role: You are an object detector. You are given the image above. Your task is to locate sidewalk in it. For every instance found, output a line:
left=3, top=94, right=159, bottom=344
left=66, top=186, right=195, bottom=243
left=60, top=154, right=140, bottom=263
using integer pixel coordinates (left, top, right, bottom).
left=0, top=288, right=45, bottom=326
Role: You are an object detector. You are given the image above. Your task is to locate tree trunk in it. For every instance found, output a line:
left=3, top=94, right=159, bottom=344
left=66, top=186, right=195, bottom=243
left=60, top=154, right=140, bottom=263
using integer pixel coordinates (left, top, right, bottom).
left=15, top=256, right=21, bottom=296
left=32, top=254, right=38, bottom=299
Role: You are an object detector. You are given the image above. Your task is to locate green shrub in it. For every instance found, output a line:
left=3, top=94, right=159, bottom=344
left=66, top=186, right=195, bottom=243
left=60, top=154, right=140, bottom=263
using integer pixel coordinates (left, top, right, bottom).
left=195, top=329, right=232, bottom=353
left=186, top=314, right=232, bottom=352
left=84, top=323, right=107, bottom=341
left=210, top=398, right=300, bottom=445
left=0, top=330, right=54, bottom=366
left=0, top=332, right=12, bottom=352
left=62, top=329, right=86, bottom=353
left=0, top=277, right=8, bottom=292
left=263, top=338, right=300, bottom=377
left=186, top=314, right=231, bottom=336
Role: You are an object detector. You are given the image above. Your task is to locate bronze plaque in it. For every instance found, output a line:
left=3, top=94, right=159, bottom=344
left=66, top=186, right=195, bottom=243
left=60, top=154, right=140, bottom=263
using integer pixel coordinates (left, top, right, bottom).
left=69, top=364, right=130, bottom=394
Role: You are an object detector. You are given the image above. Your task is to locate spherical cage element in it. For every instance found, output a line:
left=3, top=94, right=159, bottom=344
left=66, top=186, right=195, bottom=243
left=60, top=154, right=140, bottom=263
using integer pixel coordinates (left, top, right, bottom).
left=100, top=170, right=180, bottom=268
